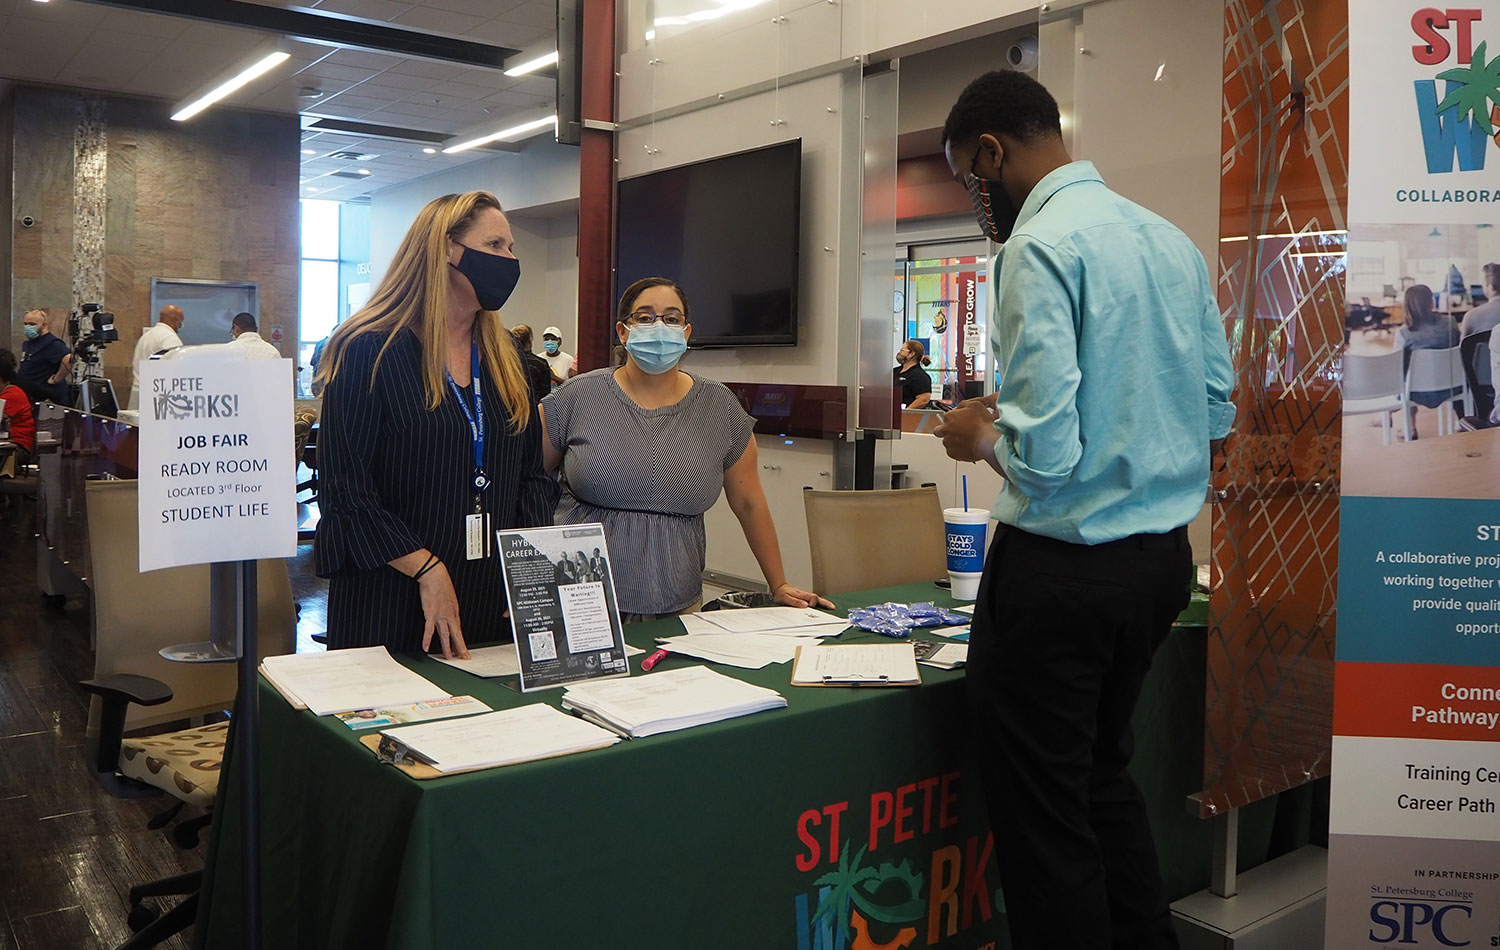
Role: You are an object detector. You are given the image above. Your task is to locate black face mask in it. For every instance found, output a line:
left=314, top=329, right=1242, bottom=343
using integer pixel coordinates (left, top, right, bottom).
left=450, top=245, right=521, bottom=311
left=965, top=171, right=1019, bottom=244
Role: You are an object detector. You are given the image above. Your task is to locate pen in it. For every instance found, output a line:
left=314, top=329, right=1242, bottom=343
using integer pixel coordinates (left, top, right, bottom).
left=641, top=647, right=669, bottom=671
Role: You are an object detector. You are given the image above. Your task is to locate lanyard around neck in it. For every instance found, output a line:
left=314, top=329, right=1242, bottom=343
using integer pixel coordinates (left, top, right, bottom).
left=445, top=340, right=488, bottom=492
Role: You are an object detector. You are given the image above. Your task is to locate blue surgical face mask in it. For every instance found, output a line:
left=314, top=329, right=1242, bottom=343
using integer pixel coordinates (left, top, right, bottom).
left=23, top=324, right=40, bottom=340
left=543, top=340, right=560, bottom=355
left=623, top=323, right=688, bottom=374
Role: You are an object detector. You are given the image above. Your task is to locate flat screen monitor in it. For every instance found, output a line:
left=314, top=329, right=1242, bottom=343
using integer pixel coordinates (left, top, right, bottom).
left=616, top=140, right=801, bottom=347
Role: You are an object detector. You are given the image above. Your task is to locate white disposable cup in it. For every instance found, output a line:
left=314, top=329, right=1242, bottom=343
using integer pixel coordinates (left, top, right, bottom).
left=943, top=507, right=990, bottom=601
left=949, top=571, right=983, bottom=601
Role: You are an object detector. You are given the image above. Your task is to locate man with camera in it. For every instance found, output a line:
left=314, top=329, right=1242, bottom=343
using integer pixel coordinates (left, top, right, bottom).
left=18, top=309, right=72, bottom=406
left=128, top=304, right=185, bottom=409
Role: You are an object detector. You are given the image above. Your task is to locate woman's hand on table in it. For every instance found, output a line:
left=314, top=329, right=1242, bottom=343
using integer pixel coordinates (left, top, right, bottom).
left=773, top=583, right=834, bottom=610
left=418, top=563, right=470, bottom=659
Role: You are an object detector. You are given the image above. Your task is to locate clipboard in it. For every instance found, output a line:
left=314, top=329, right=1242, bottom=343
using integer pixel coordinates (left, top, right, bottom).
left=790, top=643, right=921, bottom=687
left=359, top=733, right=618, bottom=779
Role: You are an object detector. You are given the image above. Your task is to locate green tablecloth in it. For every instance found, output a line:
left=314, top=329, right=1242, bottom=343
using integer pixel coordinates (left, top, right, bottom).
left=193, top=584, right=1212, bottom=950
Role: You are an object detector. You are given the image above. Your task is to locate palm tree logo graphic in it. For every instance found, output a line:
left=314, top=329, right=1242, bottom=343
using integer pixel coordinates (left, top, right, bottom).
left=1434, top=39, right=1500, bottom=149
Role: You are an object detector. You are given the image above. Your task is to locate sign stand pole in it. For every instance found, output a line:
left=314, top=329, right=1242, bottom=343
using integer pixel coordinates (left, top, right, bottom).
left=234, top=558, right=260, bottom=950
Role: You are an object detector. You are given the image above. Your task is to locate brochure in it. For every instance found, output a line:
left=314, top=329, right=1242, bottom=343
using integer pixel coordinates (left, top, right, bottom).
left=497, top=523, right=631, bottom=692
left=335, top=695, right=491, bottom=731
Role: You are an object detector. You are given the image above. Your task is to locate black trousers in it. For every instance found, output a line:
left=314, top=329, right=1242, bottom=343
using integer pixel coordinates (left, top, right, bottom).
left=965, top=523, right=1190, bottom=950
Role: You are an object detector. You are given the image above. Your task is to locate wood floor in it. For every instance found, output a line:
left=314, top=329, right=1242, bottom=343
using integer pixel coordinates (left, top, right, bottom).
left=0, top=494, right=327, bottom=950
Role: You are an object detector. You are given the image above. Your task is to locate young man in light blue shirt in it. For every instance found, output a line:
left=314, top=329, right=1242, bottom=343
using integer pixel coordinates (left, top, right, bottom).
left=935, top=71, right=1235, bottom=950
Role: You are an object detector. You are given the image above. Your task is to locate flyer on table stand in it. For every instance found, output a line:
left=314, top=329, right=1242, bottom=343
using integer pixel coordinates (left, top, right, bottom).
left=497, top=524, right=630, bottom=692
left=1329, top=5, right=1500, bottom=948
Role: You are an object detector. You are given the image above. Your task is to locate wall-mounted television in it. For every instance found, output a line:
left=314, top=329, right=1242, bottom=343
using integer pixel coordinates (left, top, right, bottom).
left=615, top=139, right=801, bottom=347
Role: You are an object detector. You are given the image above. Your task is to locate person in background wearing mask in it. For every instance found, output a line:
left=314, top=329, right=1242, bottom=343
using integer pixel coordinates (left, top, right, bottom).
left=313, top=190, right=559, bottom=658
left=894, top=339, right=934, bottom=409
left=932, top=71, right=1234, bottom=950
left=18, top=309, right=72, bottom=407
left=129, top=304, right=185, bottom=409
left=228, top=312, right=282, bottom=359
left=509, top=323, right=554, bottom=404
left=540, top=326, right=575, bottom=390
left=539, top=277, right=830, bottom=620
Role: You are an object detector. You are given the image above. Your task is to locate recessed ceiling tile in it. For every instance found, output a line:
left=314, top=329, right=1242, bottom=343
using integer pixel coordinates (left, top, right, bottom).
left=322, top=48, right=407, bottom=71
left=389, top=6, right=485, bottom=37
left=301, top=63, right=383, bottom=84
left=318, top=93, right=390, bottom=112
left=368, top=100, right=439, bottom=117
left=11, top=0, right=107, bottom=28
left=96, top=7, right=190, bottom=38
left=426, top=0, right=525, bottom=18
left=311, top=0, right=415, bottom=21
left=495, top=2, right=559, bottom=31
left=386, top=59, right=467, bottom=81
left=360, top=68, right=436, bottom=91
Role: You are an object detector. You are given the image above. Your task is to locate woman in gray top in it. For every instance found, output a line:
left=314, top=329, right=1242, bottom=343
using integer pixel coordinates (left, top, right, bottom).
left=539, top=277, right=830, bottom=618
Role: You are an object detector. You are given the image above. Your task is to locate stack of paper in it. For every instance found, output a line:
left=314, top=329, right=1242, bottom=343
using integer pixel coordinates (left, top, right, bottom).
left=260, top=646, right=449, bottom=716
left=561, top=666, right=786, bottom=737
left=654, top=609, right=848, bottom=670
left=336, top=696, right=491, bottom=731
left=691, top=606, right=849, bottom=636
left=378, top=704, right=620, bottom=773
left=433, top=642, right=647, bottom=678
left=790, top=643, right=922, bottom=687
left=913, top=640, right=968, bottom=670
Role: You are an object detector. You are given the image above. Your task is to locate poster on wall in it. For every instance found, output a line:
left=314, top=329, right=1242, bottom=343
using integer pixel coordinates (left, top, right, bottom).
left=137, top=353, right=297, bottom=572
left=1329, top=5, right=1500, bottom=948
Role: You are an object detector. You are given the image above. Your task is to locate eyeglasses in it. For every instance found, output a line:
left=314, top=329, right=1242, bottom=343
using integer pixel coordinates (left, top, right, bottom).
left=626, top=309, right=687, bottom=327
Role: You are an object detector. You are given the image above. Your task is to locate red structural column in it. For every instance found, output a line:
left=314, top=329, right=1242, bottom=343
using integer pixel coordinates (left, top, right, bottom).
left=575, top=0, right=616, bottom=373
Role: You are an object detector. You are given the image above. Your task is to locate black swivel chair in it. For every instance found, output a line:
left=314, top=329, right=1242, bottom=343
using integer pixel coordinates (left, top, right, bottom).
left=80, top=674, right=224, bottom=949
left=1458, top=330, right=1494, bottom=430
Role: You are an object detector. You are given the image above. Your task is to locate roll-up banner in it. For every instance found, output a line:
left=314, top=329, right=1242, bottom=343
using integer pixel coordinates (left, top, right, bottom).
left=1329, top=5, right=1500, bottom=948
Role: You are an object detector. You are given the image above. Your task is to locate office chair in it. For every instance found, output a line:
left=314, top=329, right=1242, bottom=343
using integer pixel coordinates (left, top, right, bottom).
left=804, top=487, right=948, bottom=595
left=1458, top=330, right=1495, bottom=430
left=80, top=674, right=225, bottom=949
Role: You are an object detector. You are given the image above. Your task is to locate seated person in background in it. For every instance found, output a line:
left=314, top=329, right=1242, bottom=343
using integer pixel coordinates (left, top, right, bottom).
left=18, top=309, right=72, bottom=407
left=228, top=312, right=282, bottom=359
left=1, top=349, right=37, bottom=469
left=540, top=276, right=830, bottom=620
left=894, top=339, right=933, bottom=409
left=510, top=323, right=553, bottom=404
left=1396, top=283, right=1460, bottom=440
left=1461, top=263, right=1500, bottom=339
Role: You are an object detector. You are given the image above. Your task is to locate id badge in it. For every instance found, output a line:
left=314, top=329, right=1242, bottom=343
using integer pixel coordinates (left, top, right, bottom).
left=465, top=512, right=489, bottom=560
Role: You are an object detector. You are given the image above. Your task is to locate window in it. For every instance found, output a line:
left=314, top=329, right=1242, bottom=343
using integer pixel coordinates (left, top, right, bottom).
left=299, top=199, right=370, bottom=396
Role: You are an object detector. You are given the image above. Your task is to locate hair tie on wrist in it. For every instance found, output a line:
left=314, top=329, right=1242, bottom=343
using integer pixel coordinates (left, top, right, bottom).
left=413, top=553, right=439, bottom=580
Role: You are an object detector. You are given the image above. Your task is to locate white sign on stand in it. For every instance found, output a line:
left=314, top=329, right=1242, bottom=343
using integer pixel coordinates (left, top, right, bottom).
left=137, top=353, right=297, bottom=572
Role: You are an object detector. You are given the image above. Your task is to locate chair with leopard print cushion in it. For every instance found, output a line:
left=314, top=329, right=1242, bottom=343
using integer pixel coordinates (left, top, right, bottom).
left=81, top=673, right=225, bottom=950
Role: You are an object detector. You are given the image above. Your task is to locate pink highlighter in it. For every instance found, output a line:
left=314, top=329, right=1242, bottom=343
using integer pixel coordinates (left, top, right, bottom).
left=641, top=648, right=668, bottom=671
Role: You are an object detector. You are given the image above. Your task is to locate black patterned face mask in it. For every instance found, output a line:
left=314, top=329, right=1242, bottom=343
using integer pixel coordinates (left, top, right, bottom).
left=965, top=170, right=1018, bottom=244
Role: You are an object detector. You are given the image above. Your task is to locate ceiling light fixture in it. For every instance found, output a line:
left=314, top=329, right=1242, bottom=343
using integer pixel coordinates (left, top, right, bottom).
left=357, top=169, right=371, bottom=175
left=301, top=148, right=317, bottom=155
left=441, top=114, right=557, bottom=154
left=172, top=40, right=291, bottom=122
left=422, top=147, right=438, bottom=154
left=504, top=50, right=560, bottom=77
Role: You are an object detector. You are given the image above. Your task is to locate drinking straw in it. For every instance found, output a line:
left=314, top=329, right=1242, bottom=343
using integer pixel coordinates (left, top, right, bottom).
left=962, top=475, right=968, bottom=511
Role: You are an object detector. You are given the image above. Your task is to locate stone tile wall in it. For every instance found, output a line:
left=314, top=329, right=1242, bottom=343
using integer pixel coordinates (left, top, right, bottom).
left=5, top=87, right=300, bottom=397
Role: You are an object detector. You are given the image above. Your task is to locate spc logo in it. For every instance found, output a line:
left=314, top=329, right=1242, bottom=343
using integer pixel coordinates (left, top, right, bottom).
left=1410, top=9, right=1500, bottom=173
left=1370, top=900, right=1472, bottom=946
